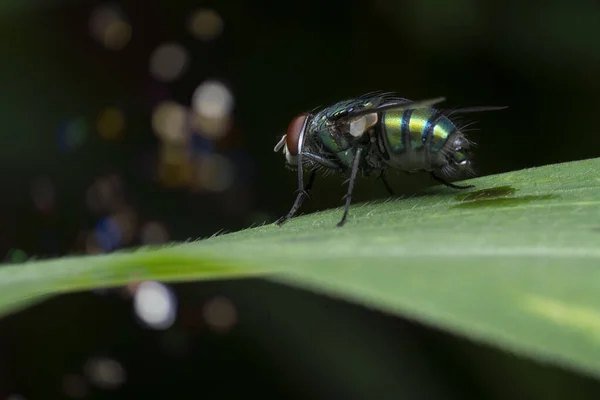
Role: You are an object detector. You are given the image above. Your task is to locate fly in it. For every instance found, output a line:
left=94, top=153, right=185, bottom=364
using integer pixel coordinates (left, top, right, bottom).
left=273, top=91, right=506, bottom=227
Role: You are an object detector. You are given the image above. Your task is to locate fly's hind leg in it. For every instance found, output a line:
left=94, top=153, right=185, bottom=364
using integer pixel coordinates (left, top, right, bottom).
left=378, top=170, right=395, bottom=196
left=430, top=172, right=474, bottom=190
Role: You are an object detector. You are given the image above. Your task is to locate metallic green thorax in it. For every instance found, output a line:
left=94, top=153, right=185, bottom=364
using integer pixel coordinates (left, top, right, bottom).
left=317, top=129, right=355, bottom=167
left=317, top=129, right=350, bottom=153
left=382, top=108, right=458, bottom=154
left=308, top=96, right=377, bottom=168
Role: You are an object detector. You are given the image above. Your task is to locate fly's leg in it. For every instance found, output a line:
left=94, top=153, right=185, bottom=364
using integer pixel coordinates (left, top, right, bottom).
left=337, top=148, right=363, bottom=227
left=276, top=150, right=307, bottom=226
left=303, top=152, right=340, bottom=170
left=276, top=169, right=317, bottom=225
left=378, top=170, right=395, bottom=196
left=431, top=172, right=474, bottom=190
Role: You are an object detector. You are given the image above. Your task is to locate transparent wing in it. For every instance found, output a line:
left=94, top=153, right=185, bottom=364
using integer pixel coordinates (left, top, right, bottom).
left=331, top=96, right=446, bottom=122
left=443, top=106, right=508, bottom=115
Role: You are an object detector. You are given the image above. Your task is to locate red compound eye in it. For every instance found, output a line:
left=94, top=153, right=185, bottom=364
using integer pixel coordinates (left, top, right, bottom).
left=285, top=113, right=308, bottom=156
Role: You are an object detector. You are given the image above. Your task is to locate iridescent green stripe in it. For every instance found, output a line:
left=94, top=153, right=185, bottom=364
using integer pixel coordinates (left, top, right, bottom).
left=383, top=111, right=405, bottom=153
left=408, top=108, right=436, bottom=149
left=430, top=116, right=457, bottom=152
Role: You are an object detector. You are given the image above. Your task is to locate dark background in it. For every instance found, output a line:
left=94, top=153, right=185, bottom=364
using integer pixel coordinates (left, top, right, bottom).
left=1, top=0, right=600, bottom=398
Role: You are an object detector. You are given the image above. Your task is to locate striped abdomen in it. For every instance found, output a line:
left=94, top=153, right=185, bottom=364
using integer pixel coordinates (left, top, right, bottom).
left=378, top=108, right=460, bottom=170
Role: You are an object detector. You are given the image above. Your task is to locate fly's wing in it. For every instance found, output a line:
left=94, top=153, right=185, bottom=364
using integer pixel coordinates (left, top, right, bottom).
left=442, top=106, right=508, bottom=115
left=321, top=92, right=505, bottom=138
left=329, top=96, right=447, bottom=123
left=327, top=95, right=446, bottom=137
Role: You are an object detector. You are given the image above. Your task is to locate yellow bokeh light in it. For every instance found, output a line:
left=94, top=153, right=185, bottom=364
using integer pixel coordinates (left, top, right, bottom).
left=103, top=20, right=132, bottom=50
left=187, top=9, right=224, bottom=41
left=97, top=107, right=125, bottom=140
left=191, top=112, right=231, bottom=139
left=151, top=101, right=189, bottom=144
left=158, top=143, right=192, bottom=187
left=89, top=5, right=132, bottom=50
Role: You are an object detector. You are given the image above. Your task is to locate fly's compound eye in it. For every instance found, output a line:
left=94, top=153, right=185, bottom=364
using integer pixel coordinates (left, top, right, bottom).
left=285, top=113, right=309, bottom=156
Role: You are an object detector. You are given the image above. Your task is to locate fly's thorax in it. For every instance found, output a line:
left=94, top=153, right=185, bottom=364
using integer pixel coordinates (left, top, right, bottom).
left=314, top=128, right=364, bottom=169
left=316, top=127, right=351, bottom=154
left=307, top=110, right=375, bottom=169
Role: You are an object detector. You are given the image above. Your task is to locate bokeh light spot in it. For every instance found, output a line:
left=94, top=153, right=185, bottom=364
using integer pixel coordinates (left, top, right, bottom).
left=103, top=20, right=132, bottom=50
left=84, top=357, right=126, bottom=390
left=190, top=132, right=215, bottom=155
left=187, top=9, right=224, bottom=41
left=152, top=101, right=189, bottom=144
left=133, top=281, right=177, bottom=330
left=158, top=143, right=193, bottom=187
left=192, top=112, right=232, bottom=139
left=202, top=296, right=237, bottom=332
left=94, top=216, right=122, bottom=252
left=149, top=43, right=190, bottom=82
left=97, top=107, right=125, bottom=140
left=58, top=118, right=88, bottom=152
left=112, top=208, right=137, bottom=245
left=140, top=221, right=169, bottom=245
left=89, top=5, right=131, bottom=50
left=192, top=80, right=234, bottom=119
left=195, top=154, right=235, bottom=192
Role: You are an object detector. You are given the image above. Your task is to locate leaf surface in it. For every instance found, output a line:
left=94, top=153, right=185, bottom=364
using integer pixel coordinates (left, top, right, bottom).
left=2, top=158, right=600, bottom=377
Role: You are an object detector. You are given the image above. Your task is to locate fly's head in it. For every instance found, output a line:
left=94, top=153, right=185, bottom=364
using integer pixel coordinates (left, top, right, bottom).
left=273, top=113, right=310, bottom=169
left=274, top=108, right=379, bottom=172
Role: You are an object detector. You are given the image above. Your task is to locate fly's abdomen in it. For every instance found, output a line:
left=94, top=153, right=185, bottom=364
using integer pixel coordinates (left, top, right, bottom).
left=381, top=110, right=406, bottom=153
left=379, top=108, right=458, bottom=171
left=407, top=108, right=438, bottom=150
left=429, top=114, right=458, bottom=152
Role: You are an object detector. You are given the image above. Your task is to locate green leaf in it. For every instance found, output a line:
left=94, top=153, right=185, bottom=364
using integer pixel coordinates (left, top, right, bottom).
left=2, top=157, right=600, bottom=378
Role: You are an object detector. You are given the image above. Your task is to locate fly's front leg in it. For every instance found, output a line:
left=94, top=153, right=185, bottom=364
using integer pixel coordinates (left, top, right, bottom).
left=337, top=148, right=363, bottom=227
left=277, top=151, right=341, bottom=226
left=276, top=168, right=317, bottom=226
